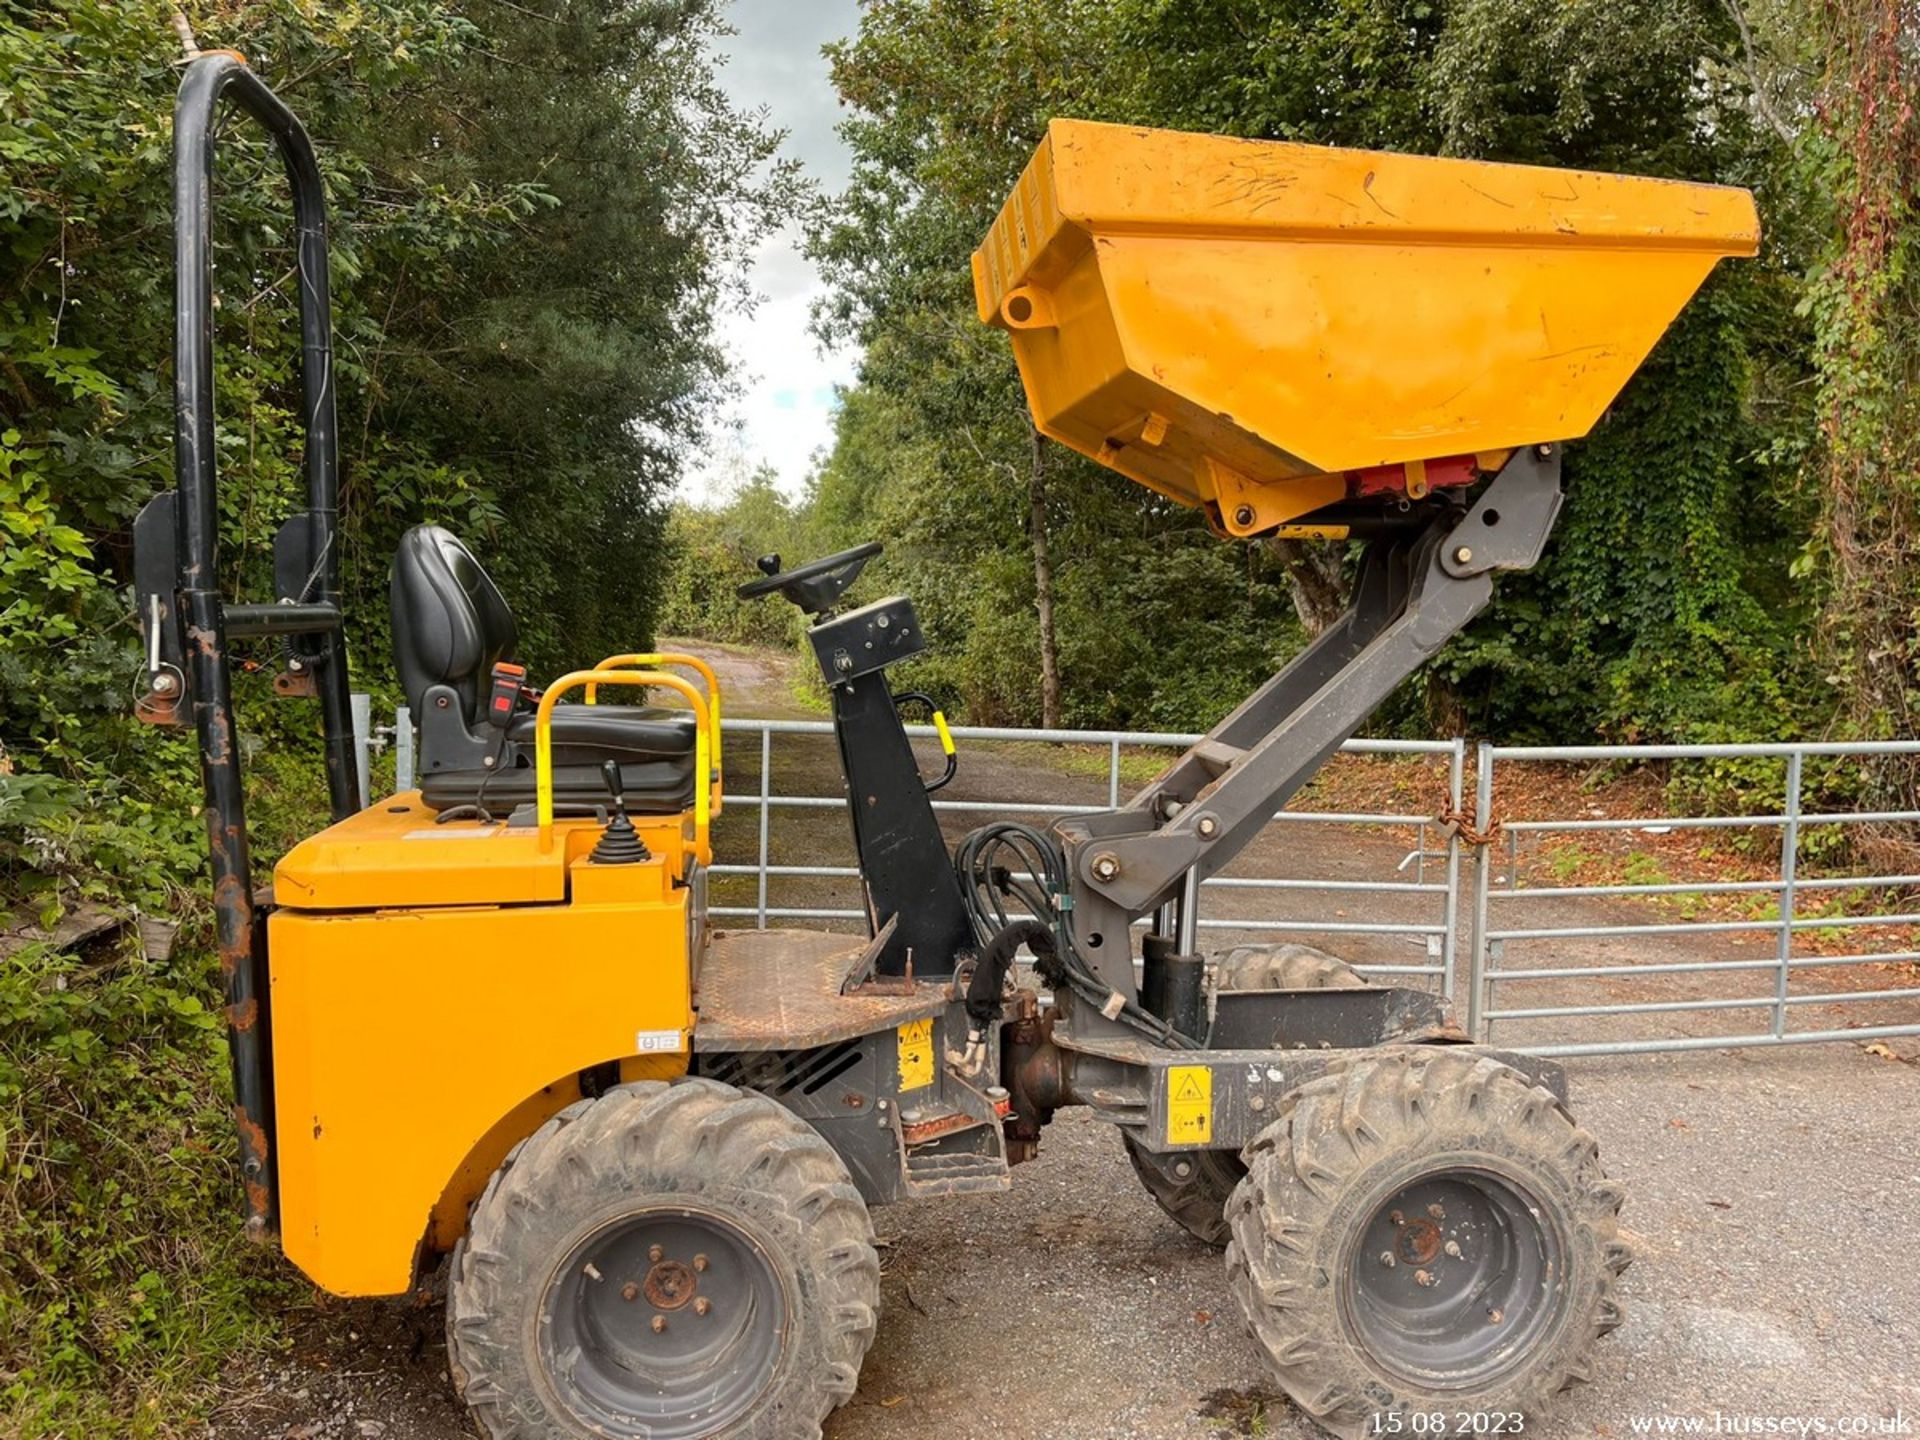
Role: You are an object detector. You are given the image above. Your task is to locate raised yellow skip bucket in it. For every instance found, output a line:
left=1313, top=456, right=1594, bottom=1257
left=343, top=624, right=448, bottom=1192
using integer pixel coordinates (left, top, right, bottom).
left=974, top=120, right=1759, bottom=536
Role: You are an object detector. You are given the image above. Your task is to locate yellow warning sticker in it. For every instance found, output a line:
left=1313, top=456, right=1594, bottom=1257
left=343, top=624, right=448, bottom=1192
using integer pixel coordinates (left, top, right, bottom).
left=896, top=1017, right=934, bottom=1092
left=1166, top=1066, right=1213, bottom=1146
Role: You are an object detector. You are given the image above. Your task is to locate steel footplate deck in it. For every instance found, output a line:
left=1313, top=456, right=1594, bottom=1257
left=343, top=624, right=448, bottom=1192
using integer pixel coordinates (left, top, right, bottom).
left=693, top=928, right=952, bottom=1052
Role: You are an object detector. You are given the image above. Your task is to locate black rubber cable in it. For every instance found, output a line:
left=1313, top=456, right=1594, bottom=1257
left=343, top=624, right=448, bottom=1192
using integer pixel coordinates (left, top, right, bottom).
left=954, top=820, right=1199, bottom=1050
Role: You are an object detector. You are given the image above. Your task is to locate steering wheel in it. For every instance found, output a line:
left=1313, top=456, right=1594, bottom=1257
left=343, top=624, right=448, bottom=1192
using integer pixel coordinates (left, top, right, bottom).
left=736, top=542, right=882, bottom=615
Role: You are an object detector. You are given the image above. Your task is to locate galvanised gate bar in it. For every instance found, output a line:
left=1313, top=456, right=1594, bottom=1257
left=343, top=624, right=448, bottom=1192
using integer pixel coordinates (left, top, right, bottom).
left=707, top=718, right=1920, bottom=1058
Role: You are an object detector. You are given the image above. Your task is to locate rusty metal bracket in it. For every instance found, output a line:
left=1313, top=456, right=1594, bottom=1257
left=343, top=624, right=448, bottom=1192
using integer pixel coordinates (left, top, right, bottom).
left=840, top=916, right=905, bottom=995
left=272, top=654, right=318, bottom=698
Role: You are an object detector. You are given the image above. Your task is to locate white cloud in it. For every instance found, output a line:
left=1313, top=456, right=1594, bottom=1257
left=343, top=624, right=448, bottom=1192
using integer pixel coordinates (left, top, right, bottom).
left=684, top=0, right=863, bottom=506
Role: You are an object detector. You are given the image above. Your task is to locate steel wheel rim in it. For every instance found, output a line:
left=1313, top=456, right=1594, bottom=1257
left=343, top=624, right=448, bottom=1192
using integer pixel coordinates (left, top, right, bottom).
left=541, top=1202, right=789, bottom=1439
left=1342, top=1165, right=1566, bottom=1391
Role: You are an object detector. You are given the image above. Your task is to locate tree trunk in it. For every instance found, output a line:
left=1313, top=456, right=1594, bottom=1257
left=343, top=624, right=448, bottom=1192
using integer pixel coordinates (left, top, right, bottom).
left=1027, top=427, right=1062, bottom=728
left=1268, top=538, right=1348, bottom=635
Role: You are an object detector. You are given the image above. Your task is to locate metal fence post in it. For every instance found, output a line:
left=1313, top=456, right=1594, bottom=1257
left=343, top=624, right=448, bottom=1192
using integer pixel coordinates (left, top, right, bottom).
left=394, top=704, right=414, bottom=794
left=1774, top=750, right=1803, bottom=1038
left=756, top=727, right=773, bottom=929
left=349, top=691, right=372, bottom=810
left=1466, top=742, right=1495, bottom=1042
left=1442, top=737, right=1465, bottom=1001
left=1109, top=738, right=1122, bottom=807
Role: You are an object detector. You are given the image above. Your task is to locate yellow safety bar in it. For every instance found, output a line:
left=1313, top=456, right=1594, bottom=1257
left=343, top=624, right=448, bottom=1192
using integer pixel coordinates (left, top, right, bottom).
left=534, top=671, right=710, bottom=865
left=584, top=653, right=723, bottom=797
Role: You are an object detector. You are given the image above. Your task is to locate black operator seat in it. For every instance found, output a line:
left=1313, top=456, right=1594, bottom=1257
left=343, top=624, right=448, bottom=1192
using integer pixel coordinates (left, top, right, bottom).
left=390, top=525, right=698, bottom=815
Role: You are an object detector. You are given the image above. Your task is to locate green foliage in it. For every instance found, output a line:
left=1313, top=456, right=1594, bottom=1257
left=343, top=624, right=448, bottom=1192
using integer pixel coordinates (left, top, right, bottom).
left=0, top=937, right=283, bottom=1438
left=1434, top=284, right=1812, bottom=742
left=1412, top=0, right=1821, bottom=742
left=798, top=0, right=1827, bottom=745
left=658, top=469, right=809, bottom=649
left=0, top=1, right=789, bottom=1429
left=1797, top=0, right=1920, bottom=797
left=802, top=0, right=1308, bottom=729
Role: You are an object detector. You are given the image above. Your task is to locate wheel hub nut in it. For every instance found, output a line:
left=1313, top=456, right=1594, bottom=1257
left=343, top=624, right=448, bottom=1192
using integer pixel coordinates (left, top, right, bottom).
left=644, top=1259, right=698, bottom=1310
left=694, top=1297, right=711, bottom=1317
left=651, top=1315, right=667, bottom=1333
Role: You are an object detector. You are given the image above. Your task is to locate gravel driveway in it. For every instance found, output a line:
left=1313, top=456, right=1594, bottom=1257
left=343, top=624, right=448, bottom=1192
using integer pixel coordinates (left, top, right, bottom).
left=210, top=1040, right=1920, bottom=1440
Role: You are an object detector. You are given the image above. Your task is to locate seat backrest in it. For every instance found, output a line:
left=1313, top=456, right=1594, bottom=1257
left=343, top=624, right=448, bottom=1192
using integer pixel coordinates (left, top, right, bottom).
left=390, top=525, right=518, bottom=722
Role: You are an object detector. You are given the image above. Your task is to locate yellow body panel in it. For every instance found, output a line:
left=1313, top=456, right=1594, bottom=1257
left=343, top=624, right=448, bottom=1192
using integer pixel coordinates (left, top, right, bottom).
left=268, top=801, right=697, bottom=1296
left=973, top=120, right=1759, bottom=532
left=273, top=794, right=697, bottom=909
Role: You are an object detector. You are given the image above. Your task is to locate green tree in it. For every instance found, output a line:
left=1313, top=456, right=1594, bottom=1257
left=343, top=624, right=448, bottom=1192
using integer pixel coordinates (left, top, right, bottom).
left=806, top=0, right=1820, bottom=743
left=1800, top=0, right=1920, bottom=790
left=332, top=0, right=798, bottom=671
left=0, top=2, right=788, bottom=1428
left=659, top=465, right=812, bottom=648
left=807, top=0, right=1306, bottom=730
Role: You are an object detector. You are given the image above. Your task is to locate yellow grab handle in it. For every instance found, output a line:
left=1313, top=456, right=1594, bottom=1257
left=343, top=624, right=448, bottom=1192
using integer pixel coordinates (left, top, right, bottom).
left=585, top=652, right=723, bottom=788
left=535, top=670, right=710, bottom=866
left=932, top=709, right=955, bottom=757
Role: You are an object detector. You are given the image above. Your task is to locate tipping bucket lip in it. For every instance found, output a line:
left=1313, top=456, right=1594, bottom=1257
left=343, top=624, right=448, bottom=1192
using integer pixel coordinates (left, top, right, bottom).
left=975, top=120, right=1759, bottom=534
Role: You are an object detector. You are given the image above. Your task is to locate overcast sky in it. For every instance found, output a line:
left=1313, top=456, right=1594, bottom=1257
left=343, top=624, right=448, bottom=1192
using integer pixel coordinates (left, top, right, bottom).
left=688, top=0, right=864, bottom=505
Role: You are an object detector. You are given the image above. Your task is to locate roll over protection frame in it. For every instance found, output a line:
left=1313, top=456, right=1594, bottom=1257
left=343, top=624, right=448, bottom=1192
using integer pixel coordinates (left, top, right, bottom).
left=145, top=53, right=358, bottom=1240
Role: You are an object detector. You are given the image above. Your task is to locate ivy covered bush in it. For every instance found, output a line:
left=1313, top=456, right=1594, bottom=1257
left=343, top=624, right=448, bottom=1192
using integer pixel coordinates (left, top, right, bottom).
left=785, top=0, right=1845, bottom=749
left=1, top=2, right=789, bottom=1430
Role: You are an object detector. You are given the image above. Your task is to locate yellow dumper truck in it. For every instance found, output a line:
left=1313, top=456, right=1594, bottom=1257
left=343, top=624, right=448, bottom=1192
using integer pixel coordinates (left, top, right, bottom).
left=139, top=54, right=1755, bottom=1440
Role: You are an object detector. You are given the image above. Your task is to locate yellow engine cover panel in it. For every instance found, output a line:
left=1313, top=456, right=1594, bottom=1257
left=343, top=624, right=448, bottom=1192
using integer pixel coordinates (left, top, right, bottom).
left=273, top=793, right=696, bottom=910
left=973, top=120, right=1760, bottom=518
left=268, top=869, right=692, bottom=1296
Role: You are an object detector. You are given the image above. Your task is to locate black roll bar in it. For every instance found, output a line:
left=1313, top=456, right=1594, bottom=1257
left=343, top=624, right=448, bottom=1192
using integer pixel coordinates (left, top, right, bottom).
left=160, top=51, right=359, bottom=1238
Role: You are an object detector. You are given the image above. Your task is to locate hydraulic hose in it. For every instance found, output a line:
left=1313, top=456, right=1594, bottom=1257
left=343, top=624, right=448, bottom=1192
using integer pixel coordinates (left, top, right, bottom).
left=954, top=820, right=1200, bottom=1050
left=966, top=918, right=1057, bottom=1029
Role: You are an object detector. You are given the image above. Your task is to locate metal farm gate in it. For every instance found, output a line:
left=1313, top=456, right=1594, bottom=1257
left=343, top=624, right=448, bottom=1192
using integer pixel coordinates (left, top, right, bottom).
left=710, top=720, right=1920, bottom=1059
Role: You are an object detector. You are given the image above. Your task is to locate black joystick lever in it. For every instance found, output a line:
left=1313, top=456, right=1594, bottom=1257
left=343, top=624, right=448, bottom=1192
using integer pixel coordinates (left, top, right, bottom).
left=589, top=759, right=650, bottom=866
